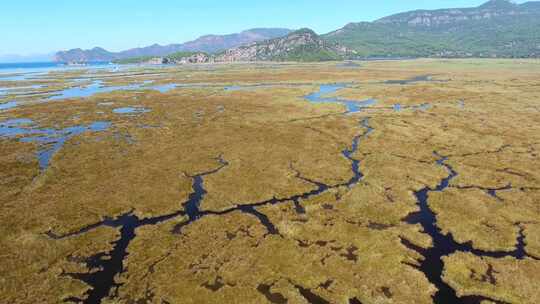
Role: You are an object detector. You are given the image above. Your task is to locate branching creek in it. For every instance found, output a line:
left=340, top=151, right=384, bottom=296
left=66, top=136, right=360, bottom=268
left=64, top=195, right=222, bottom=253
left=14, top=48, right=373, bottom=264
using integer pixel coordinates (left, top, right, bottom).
left=44, top=84, right=373, bottom=304
left=402, top=153, right=539, bottom=304
left=44, top=84, right=532, bottom=304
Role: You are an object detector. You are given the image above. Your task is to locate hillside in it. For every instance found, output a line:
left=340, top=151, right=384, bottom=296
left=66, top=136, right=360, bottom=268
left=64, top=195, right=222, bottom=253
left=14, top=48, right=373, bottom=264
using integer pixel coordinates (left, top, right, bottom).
left=55, top=0, right=540, bottom=62
left=214, top=28, right=348, bottom=62
left=54, top=28, right=291, bottom=62
left=324, top=0, right=540, bottom=58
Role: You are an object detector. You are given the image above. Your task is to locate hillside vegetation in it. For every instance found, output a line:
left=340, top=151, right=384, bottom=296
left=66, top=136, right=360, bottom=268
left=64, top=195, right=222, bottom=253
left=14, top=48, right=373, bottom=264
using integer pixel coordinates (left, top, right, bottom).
left=89, top=0, right=540, bottom=63
left=324, top=0, right=540, bottom=58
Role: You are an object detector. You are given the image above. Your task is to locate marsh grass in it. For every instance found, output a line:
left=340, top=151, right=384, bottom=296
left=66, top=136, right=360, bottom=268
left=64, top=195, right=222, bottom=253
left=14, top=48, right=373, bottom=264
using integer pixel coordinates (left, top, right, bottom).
left=1, top=59, right=539, bottom=303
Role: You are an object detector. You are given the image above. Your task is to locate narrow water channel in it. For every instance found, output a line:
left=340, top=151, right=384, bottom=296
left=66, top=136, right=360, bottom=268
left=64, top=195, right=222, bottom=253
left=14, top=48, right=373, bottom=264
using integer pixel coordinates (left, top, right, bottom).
left=36, top=81, right=534, bottom=303
left=48, top=85, right=375, bottom=304
left=403, top=153, right=534, bottom=304
left=50, top=160, right=229, bottom=303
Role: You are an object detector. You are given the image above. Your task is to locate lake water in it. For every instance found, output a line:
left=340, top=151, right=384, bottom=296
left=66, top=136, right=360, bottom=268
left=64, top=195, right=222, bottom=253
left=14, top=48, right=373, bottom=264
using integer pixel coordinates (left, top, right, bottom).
left=0, top=62, right=109, bottom=72
left=0, top=62, right=120, bottom=81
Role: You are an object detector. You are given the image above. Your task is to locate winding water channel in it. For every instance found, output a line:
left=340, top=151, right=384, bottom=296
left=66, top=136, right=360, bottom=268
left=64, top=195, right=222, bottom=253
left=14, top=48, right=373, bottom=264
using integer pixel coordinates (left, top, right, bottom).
left=44, top=84, right=375, bottom=303
left=40, top=83, right=528, bottom=304
left=403, top=153, right=537, bottom=304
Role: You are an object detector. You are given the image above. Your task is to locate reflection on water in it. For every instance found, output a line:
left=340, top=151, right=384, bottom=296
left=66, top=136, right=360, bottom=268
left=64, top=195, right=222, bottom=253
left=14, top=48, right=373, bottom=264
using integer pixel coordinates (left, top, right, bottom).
left=151, top=83, right=177, bottom=93
left=113, top=107, right=151, bottom=114
left=48, top=80, right=144, bottom=100
left=224, top=85, right=243, bottom=91
left=0, top=118, right=111, bottom=170
left=304, top=84, right=377, bottom=113
left=48, top=80, right=181, bottom=101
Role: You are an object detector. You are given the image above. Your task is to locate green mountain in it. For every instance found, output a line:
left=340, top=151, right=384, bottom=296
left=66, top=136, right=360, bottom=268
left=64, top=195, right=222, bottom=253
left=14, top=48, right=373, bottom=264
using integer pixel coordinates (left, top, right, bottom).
left=324, top=0, right=540, bottom=58
left=214, top=28, right=348, bottom=62
left=81, top=0, right=540, bottom=63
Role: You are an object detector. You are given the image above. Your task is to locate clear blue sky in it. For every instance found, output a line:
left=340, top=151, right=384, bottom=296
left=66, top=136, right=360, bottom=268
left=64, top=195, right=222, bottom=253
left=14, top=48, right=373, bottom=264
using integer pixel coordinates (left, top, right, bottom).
left=0, top=0, right=528, bottom=55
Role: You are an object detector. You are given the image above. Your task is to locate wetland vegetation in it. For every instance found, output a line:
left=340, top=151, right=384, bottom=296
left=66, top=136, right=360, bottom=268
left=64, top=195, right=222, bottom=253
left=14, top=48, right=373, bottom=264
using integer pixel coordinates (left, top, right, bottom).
left=1, top=59, right=539, bottom=304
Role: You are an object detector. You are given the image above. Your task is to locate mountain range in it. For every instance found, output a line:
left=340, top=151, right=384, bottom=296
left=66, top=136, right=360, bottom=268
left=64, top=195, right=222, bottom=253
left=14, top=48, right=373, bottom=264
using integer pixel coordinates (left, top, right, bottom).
left=55, top=0, right=540, bottom=62
left=54, top=28, right=292, bottom=62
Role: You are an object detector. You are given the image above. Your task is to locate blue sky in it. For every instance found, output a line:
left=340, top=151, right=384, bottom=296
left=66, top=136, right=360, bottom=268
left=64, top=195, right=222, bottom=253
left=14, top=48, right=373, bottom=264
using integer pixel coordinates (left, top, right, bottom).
left=0, top=0, right=528, bottom=56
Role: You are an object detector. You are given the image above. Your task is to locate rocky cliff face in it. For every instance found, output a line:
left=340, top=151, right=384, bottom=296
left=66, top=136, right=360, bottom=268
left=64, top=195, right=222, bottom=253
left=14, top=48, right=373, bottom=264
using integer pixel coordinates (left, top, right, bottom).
left=214, top=29, right=349, bottom=62
left=375, top=0, right=537, bottom=27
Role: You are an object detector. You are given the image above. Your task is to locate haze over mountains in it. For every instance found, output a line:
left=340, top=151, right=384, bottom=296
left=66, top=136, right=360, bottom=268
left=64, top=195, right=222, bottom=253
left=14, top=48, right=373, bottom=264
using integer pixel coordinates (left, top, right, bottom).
left=54, top=28, right=292, bottom=62
left=55, top=0, right=540, bottom=63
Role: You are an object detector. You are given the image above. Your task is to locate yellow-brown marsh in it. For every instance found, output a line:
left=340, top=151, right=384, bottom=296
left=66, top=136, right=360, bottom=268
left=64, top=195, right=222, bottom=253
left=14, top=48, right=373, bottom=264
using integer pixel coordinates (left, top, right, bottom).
left=0, top=59, right=539, bottom=304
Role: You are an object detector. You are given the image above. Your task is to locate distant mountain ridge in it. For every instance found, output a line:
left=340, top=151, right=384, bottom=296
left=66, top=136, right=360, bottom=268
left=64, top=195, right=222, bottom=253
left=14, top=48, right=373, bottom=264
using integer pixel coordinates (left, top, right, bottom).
left=109, top=29, right=350, bottom=64
left=179, top=28, right=292, bottom=53
left=54, top=28, right=292, bottom=62
left=55, top=0, right=540, bottom=62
